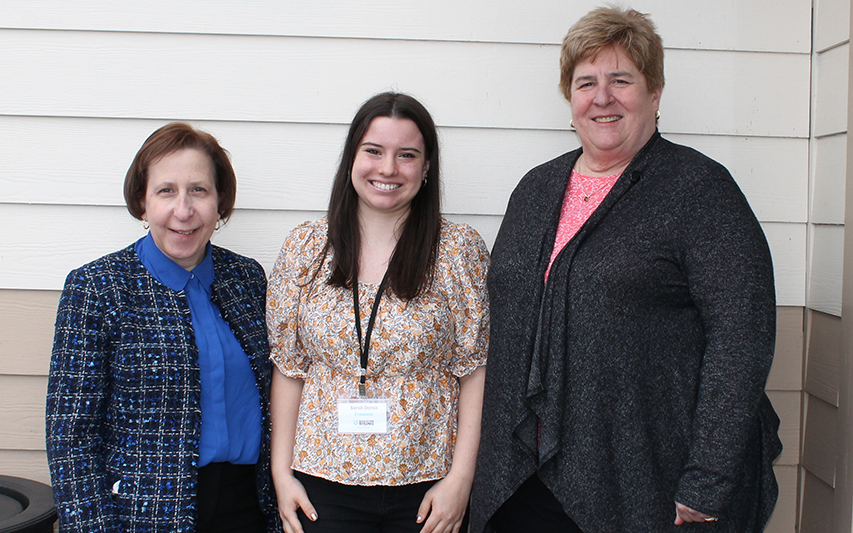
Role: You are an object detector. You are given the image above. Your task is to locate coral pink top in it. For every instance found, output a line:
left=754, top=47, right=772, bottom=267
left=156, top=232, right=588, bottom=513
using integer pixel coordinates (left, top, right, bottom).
left=545, top=169, right=621, bottom=280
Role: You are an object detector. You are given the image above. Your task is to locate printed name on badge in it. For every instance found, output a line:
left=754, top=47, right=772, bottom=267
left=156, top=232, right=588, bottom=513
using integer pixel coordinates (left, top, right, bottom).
left=337, top=398, right=390, bottom=434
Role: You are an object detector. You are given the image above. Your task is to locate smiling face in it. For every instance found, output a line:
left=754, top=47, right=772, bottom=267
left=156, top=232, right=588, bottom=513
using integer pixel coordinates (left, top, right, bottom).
left=141, top=148, right=220, bottom=270
left=350, top=116, right=429, bottom=219
left=570, top=45, right=662, bottom=169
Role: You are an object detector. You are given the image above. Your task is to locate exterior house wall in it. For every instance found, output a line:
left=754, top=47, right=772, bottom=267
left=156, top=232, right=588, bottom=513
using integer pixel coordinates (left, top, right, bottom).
left=0, top=2, right=811, bottom=530
left=800, top=0, right=851, bottom=530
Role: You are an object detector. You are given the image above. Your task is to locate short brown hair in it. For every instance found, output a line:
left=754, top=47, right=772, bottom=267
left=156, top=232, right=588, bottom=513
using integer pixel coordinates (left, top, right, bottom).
left=123, top=122, right=237, bottom=222
left=559, top=6, right=664, bottom=102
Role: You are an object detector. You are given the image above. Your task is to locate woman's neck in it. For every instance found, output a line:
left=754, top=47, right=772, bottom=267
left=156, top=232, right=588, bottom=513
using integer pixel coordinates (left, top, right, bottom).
left=357, top=208, right=407, bottom=285
left=575, top=152, right=630, bottom=177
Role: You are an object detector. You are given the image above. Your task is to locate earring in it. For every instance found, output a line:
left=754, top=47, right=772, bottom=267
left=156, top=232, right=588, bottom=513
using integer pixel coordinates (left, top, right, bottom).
left=215, top=219, right=222, bottom=231
left=422, top=178, right=428, bottom=187
left=569, top=119, right=576, bottom=131
left=655, top=110, right=661, bottom=120
left=143, top=220, right=149, bottom=230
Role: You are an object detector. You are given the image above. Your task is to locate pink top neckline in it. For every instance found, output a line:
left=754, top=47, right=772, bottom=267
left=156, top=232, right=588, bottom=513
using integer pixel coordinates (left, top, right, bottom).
left=544, top=168, right=621, bottom=281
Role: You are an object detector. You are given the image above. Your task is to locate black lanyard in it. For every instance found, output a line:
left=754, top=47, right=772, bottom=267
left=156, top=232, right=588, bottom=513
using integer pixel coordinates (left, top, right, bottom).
left=353, top=272, right=389, bottom=396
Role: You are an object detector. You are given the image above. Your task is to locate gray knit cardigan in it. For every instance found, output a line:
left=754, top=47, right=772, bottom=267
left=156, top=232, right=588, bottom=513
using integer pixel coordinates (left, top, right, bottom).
left=471, top=133, right=781, bottom=532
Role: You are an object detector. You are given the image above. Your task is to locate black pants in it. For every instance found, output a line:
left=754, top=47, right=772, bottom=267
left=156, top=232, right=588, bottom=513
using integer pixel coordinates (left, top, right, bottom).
left=294, top=471, right=469, bottom=533
left=490, top=474, right=583, bottom=533
left=197, top=462, right=266, bottom=533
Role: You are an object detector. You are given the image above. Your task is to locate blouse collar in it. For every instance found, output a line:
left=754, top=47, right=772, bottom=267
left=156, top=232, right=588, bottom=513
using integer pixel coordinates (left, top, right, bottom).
left=135, top=232, right=215, bottom=292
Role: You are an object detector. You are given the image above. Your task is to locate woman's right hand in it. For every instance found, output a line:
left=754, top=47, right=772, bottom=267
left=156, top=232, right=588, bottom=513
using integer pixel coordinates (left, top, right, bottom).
left=269, top=373, right=315, bottom=533
left=274, top=472, right=317, bottom=533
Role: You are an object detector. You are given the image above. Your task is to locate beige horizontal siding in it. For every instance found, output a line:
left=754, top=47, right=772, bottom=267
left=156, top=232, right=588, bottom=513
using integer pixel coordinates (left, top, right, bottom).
left=802, top=394, right=838, bottom=488
left=0, top=375, right=47, bottom=451
left=764, top=465, right=799, bottom=532
left=0, top=450, right=50, bottom=485
left=769, top=391, right=802, bottom=467
left=805, top=311, right=842, bottom=406
left=800, top=468, right=834, bottom=532
left=0, top=289, right=57, bottom=376
left=767, top=307, right=804, bottom=392
left=0, top=282, right=808, bottom=486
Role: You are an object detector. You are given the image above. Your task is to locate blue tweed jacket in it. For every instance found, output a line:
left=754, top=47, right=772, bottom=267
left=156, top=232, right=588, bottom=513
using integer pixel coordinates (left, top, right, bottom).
left=46, top=243, right=276, bottom=532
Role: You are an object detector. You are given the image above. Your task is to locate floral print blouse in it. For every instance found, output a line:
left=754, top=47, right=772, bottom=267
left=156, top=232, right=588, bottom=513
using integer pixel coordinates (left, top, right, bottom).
left=267, top=217, right=489, bottom=486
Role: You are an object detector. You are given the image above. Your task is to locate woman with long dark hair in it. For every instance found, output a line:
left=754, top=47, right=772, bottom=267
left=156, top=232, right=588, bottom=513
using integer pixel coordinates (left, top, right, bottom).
left=267, top=92, right=489, bottom=533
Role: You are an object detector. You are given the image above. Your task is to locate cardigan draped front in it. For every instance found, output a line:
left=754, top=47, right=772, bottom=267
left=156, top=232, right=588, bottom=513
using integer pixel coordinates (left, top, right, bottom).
left=471, top=133, right=782, bottom=533
left=46, top=244, right=276, bottom=532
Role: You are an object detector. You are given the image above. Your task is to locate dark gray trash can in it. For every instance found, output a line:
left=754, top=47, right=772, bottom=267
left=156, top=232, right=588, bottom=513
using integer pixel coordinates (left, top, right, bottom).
left=0, top=476, right=57, bottom=533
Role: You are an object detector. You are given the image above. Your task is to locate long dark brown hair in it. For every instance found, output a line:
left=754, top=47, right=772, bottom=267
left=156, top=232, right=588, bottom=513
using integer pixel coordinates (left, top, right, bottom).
left=322, top=92, right=441, bottom=300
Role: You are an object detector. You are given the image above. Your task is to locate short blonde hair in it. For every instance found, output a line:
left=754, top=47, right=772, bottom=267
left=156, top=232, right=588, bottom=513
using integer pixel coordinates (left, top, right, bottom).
left=559, top=6, right=664, bottom=102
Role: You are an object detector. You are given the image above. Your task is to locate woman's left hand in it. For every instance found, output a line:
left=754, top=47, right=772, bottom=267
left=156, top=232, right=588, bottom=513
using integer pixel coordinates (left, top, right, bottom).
left=416, top=472, right=471, bottom=533
left=674, top=501, right=717, bottom=525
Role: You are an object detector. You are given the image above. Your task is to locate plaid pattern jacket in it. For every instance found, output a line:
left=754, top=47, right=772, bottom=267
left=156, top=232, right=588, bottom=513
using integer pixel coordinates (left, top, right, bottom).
left=46, top=244, right=275, bottom=532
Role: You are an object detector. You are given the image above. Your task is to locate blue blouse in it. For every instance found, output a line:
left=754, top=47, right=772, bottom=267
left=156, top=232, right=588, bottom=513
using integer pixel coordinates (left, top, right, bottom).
left=135, top=234, right=261, bottom=466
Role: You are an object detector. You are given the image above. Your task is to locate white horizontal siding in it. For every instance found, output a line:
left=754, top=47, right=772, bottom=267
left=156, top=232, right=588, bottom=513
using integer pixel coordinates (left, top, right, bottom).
left=0, top=31, right=810, bottom=137
left=815, top=0, right=851, bottom=52
left=812, top=133, right=847, bottom=225
left=808, top=224, right=844, bottom=316
left=0, top=0, right=812, bottom=53
left=0, top=0, right=815, bottom=503
left=814, top=43, right=850, bottom=137
left=0, top=204, right=807, bottom=307
left=0, top=117, right=807, bottom=221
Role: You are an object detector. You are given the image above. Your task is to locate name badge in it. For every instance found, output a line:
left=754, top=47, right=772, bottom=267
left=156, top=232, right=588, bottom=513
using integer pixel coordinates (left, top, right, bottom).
left=337, top=398, right=390, bottom=434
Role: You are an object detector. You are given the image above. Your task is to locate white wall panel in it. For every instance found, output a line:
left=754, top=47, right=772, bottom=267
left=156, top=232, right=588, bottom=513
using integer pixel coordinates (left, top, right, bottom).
left=807, top=224, right=844, bottom=316
left=765, top=222, right=808, bottom=307
left=0, top=205, right=313, bottom=290
left=0, top=31, right=810, bottom=137
left=815, top=0, right=851, bottom=52
left=661, top=50, right=810, bottom=138
left=812, top=133, right=847, bottom=224
left=0, top=205, right=806, bottom=307
left=814, top=43, right=850, bottom=137
left=1, top=117, right=807, bottom=222
left=0, top=0, right=812, bottom=53
left=666, top=134, right=808, bottom=223
left=0, top=0, right=816, bottom=519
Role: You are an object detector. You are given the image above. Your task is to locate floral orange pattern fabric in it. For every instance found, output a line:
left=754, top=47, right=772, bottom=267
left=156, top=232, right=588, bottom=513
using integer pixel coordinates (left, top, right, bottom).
left=267, top=217, right=489, bottom=486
